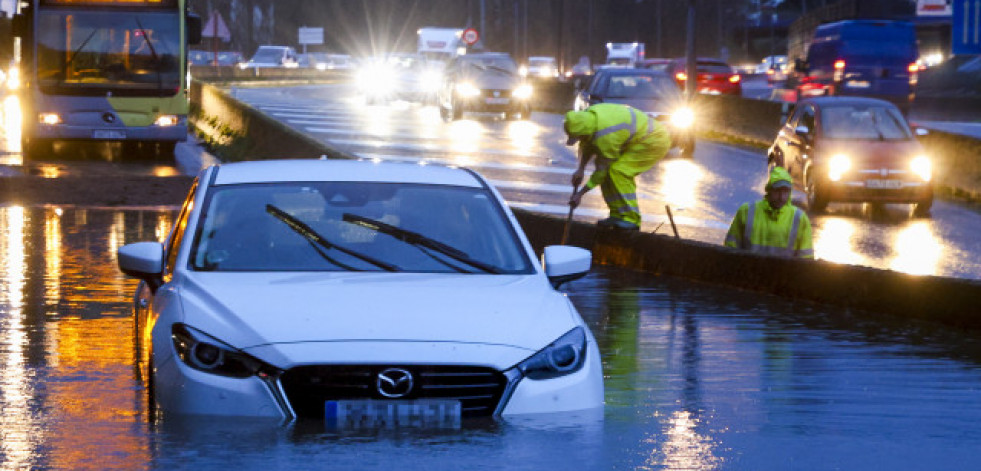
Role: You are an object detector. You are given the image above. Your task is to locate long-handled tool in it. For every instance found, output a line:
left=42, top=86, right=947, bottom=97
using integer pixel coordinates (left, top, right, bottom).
left=561, top=184, right=580, bottom=245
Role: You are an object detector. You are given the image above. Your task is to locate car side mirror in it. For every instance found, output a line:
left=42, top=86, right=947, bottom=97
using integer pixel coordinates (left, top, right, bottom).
left=186, top=13, right=202, bottom=45
left=542, top=245, right=591, bottom=289
left=118, top=242, right=165, bottom=290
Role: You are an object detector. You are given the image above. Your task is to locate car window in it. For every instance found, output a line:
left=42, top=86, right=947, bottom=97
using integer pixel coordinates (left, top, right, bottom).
left=603, top=75, right=680, bottom=99
left=164, top=178, right=199, bottom=278
left=189, top=182, right=535, bottom=274
left=696, top=62, right=733, bottom=74
left=820, top=105, right=912, bottom=140
left=800, top=106, right=816, bottom=133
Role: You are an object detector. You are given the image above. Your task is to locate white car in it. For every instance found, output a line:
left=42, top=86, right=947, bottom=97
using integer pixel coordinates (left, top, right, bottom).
left=118, top=159, right=604, bottom=426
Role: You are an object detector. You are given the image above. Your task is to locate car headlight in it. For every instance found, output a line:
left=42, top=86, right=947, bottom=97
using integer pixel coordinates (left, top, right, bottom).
left=358, top=65, right=396, bottom=93
left=38, top=112, right=62, bottom=125
left=172, top=324, right=278, bottom=379
left=153, top=115, right=179, bottom=127
left=670, top=107, right=695, bottom=129
left=515, top=327, right=587, bottom=380
left=455, top=82, right=481, bottom=97
left=512, top=84, right=533, bottom=99
left=422, top=70, right=443, bottom=91
left=911, top=155, right=932, bottom=181
left=828, top=153, right=851, bottom=181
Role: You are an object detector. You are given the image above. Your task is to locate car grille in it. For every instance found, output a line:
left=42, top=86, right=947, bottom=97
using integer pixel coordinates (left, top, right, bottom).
left=280, top=365, right=508, bottom=418
left=480, top=88, right=512, bottom=98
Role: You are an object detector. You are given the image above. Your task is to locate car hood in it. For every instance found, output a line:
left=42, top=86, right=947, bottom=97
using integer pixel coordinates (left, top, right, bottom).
left=817, top=138, right=924, bottom=166
left=176, top=272, right=577, bottom=352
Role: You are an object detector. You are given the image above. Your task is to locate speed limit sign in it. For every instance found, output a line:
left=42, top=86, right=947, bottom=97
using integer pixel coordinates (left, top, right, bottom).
left=461, top=28, right=479, bottom=46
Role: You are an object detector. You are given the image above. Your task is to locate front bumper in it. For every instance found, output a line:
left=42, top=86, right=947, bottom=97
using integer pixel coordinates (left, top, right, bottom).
left=457, top=93, right=531, bottom=113
left=153, top=338, right=604, bottom=421
left=825, top=178, right=933, bottom=203
left=33, top=120, right=189, bottom=142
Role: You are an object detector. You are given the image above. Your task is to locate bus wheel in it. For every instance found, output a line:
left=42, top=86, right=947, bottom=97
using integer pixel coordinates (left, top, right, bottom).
left=154, top=141, right=177, bottom=159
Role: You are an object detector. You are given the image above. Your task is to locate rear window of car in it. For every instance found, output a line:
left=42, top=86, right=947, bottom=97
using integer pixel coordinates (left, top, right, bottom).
left=696, top=62, right=733, bottom=74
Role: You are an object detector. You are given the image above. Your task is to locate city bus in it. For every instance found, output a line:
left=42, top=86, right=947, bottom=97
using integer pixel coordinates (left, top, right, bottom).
left=12, top=0, right=201, bottom=158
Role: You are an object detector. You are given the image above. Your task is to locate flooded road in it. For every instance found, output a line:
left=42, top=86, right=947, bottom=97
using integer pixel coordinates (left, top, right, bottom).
left=2, top=204, right=981, bottom=470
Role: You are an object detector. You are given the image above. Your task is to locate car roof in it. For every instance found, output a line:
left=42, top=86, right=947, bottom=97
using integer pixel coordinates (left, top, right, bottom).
left=593, top=68, right=670, bottom=77
left=802, top=96, right=900, bottom=108
left=211, top=159, right=485, bottom=187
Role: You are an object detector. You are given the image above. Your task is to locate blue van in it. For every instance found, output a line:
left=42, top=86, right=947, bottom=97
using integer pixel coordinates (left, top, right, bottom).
left=796, top=20, right=918, bottom=113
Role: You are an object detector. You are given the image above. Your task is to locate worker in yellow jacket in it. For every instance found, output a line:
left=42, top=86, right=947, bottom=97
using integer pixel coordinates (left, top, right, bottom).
left=725, top=166, right=814, bottom=258
left=565, top=103, right=672, bottom=230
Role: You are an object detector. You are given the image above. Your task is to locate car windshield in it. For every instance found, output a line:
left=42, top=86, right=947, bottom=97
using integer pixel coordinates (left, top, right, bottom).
left=602, top=74, right=680, bottom=99
left=820, top=105, right=912, bottom=140
left=462, top=56, right=517, bottom=74
left=530, top=59, right=554, bottom=67
left=36, top=10, right=180, bottom=96
left=190, top=182, right=534, bottom=274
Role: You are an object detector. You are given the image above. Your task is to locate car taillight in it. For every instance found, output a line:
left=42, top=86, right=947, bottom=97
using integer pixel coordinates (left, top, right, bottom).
left=729, top=75, right=741, bottom=83
left=675, top=72, right=687, bottom=81
left=834, top=60, right=846, bottom=70
left=833, top=59, right=845, bottom=82
left=907, top=63, right=919, bottom=73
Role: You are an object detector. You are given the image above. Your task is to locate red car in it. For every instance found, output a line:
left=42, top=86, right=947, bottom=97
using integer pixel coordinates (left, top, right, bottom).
left=766, top=97, right=933, bottom=215
left=665, top=58, right=742, bottom=96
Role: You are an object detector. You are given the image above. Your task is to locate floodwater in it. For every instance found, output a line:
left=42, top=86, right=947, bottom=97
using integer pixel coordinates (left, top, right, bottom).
left=1, top=205, right=980, bottom=470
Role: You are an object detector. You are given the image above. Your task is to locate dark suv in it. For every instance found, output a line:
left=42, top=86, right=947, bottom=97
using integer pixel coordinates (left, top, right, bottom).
left=438, top=52, right=533, bottom=121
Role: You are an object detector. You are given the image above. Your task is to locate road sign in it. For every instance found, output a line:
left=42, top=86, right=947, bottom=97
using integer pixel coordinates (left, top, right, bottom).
left=202, top=10, right=231, bottom=41
left=299, top=27, right=324, bottom=46
left=953, top=0, right=981, bottom=54
left=461, top=28, right=479, bottom=46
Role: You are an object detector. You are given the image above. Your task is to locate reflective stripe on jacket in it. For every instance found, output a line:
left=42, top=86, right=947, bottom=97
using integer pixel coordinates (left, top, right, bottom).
left=565, top=103, right=670, bottom=163
left=724, top=200, right=814, bottom=259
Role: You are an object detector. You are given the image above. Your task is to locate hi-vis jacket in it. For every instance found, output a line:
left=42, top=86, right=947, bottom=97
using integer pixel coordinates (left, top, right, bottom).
left=564, top=103, right=671, bottom=191
left=724, top=200, right=814, bottom=258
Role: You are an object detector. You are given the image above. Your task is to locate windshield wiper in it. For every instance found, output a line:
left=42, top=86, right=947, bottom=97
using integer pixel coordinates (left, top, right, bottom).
left=266, top=205, right=398, bottom=272
left=66, top=29, right=100, bottom=70
left=486, top=65, right=515, bottom=75
left=133, top=17, right=162, bottom=89
left=342, top=213, right=502, bottom=274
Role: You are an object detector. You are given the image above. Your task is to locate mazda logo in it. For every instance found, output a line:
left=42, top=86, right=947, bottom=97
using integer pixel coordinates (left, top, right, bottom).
left=376, top=368, right=413, bottom=398
left=102, top=112, right=116, bottom=124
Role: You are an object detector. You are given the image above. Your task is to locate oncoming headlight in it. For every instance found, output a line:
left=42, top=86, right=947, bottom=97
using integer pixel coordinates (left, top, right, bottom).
left=911, top=155, right=932, bottom=181
left=828, top=153, right=851, bottom=182
left=172, top=324, right=277, bottom=378
left=455, top=82, right=481, bottom=97
left=512, top=84, right=533, bottom=100
left=515, top=327, right=587, bottom=380
left=670, top=107, right=695, bottom=129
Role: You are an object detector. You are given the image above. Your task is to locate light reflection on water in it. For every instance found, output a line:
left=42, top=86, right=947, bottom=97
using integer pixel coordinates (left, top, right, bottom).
left=1, top=206, right=980, bottom=470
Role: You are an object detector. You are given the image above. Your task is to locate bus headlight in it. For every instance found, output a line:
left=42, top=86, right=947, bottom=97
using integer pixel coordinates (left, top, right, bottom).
left=828, top=154, right=851, bottom=182
left=911, top=155, right=932, bottom=181
left=39, top=113, right=62, bottom=125
left=455, top=82, right=481, bottom=97
left=670, top=107, right=695, bottom=129
left=512, top=84, right=533, bottom=100
left=154, top=115, right=179, bottom=127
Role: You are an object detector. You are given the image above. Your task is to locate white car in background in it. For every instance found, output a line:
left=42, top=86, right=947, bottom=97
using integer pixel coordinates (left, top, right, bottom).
left=118, top=159, right=603, bottom=426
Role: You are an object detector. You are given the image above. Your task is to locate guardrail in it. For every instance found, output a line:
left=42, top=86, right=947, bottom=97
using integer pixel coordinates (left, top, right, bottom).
left=188, top=80, right=981, bottom=329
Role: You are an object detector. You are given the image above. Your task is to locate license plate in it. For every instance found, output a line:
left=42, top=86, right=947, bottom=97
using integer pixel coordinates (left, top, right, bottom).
left=485, top=97, right=509, bottom=105
left=846, top=80, right=871, bottom=88
left=866, top=179, right=903, bottom=189
left=325, top=399, right=461, bottom=429
left=93, top=130, right=126, bottom=139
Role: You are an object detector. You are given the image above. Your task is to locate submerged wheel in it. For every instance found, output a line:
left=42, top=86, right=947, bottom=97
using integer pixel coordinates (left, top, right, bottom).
left=451, top=102, right=463, bottom=120
left=680, top=135, right=696, bottom=159
left=913, top=197, right=933, bottom=217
